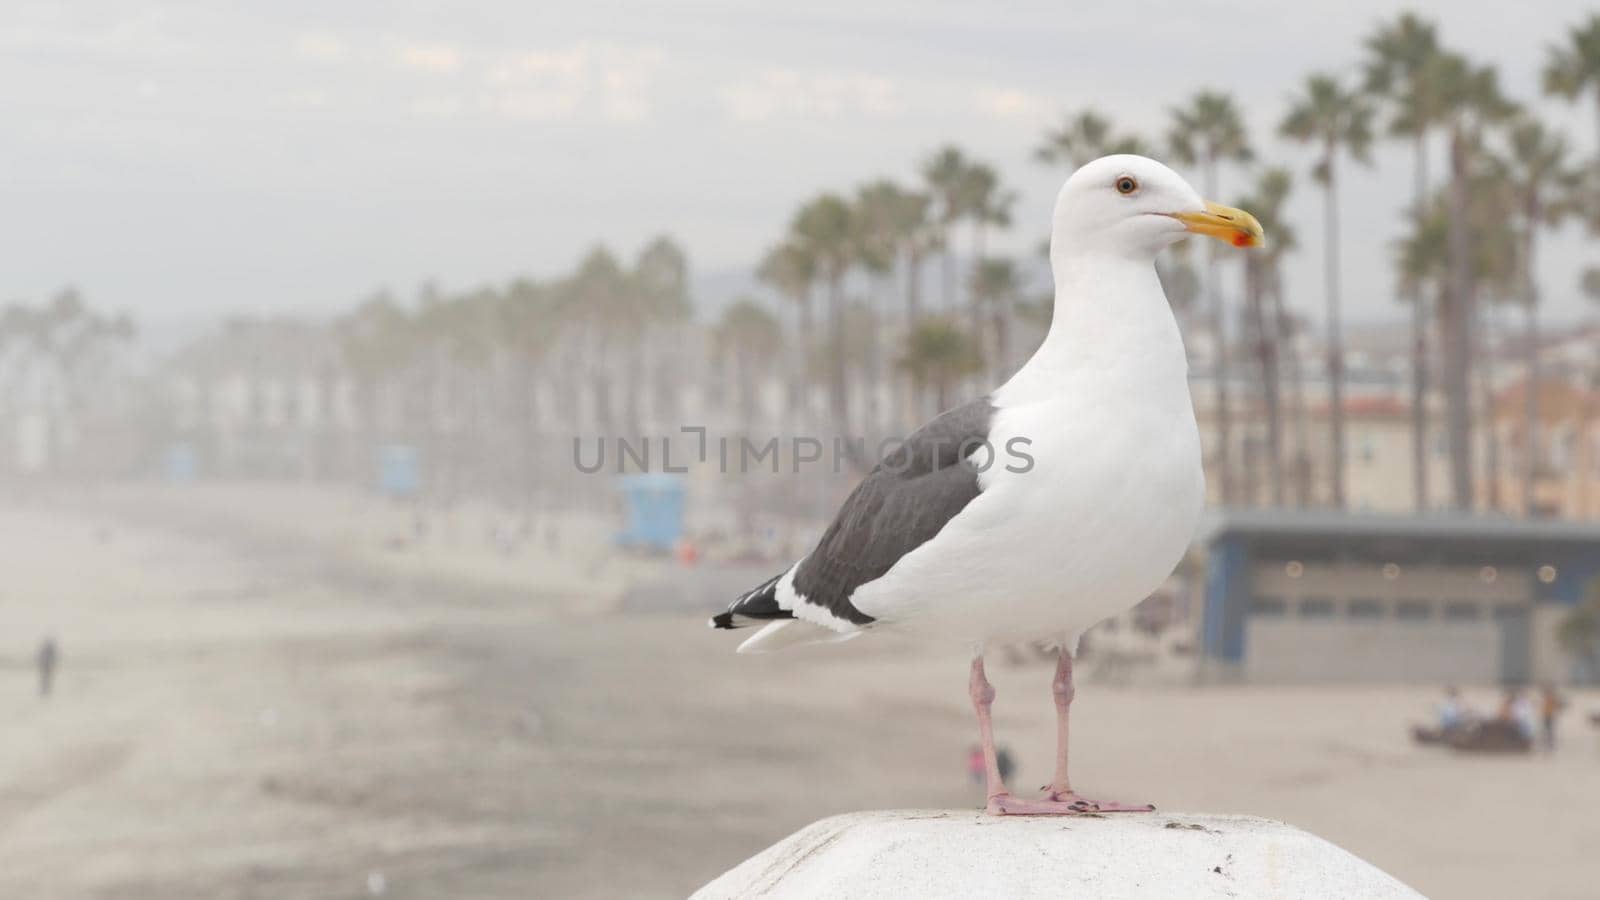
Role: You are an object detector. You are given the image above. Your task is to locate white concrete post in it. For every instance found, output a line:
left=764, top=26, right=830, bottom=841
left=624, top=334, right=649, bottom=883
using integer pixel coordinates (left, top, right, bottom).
left=693, top=810, right=1423, bottom=899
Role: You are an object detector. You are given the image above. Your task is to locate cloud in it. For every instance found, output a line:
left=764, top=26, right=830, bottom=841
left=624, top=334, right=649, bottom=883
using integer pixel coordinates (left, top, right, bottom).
left=719, top=69, right=900, bottom=122
left=272, top=89, right=331, bottom=111
left=412, top=94, right=463, bottom=118
left=484, top=42, right=662, bottom=122
left=283, top=33, right=660, bottom=122
left=293, top=31, right=348, bottom=63
left=493, top=47, right=589, bottom=83
left=481, top=87, right=581, bottom=120
left=975, top=87, right=1049, bottom=120
left=391, top=40, right=462, bottom=74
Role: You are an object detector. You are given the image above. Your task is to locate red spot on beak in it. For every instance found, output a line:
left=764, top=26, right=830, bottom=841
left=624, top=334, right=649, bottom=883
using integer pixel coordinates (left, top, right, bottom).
left=1232, top=233, right=1251, bottom=247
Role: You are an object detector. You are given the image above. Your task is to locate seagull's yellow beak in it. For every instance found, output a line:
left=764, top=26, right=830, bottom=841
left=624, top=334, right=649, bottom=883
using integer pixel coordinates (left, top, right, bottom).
left=1170, top=201, right=1265, bottom=249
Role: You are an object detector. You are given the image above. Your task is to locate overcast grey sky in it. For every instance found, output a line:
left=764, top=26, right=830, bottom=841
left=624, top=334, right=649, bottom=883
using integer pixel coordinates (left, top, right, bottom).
left=3, top=1, right=1597, bottom=334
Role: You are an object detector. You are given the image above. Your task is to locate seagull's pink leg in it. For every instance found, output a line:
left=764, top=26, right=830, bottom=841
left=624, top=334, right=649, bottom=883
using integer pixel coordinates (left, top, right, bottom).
left=968, top=655, right=1011, bottom=805
left=970, top=650, right=1154, bottom=816
left=971, top=654, right=1143, bottom=816
left=1037, top=649, right=1154, bottom=813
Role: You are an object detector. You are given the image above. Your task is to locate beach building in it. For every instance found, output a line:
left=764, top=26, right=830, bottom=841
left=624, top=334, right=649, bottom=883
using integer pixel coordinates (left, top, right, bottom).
left=1198, top=511, right=1600, bottom=685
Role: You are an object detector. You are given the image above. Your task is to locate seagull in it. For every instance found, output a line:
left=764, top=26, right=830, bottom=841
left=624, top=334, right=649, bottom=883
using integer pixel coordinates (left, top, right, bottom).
left=711, top=155, right=1263, bottom=815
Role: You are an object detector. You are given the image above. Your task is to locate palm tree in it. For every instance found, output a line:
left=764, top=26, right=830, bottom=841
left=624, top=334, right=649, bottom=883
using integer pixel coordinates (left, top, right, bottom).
left=922, top=146, right=972, bottom=311
left=969, top=258, right=1022, bottom=382
left=568, top=247, right=631, bottom=435
left=8, top=289, right=140, bottom=474
left=496, top=276, right=557, bottom=513
left=1543, top=14, right=1600, bottom=178
left=791, top=193, right=858, bottom=440
left=1434, top=52, right=1516, bottom=510
left=1463, top=158, right=1521, bottom=513
left=1280, top=73, right=1374, bottom=510
left=1257, top=206, right=1313, bottom=508
left=853, top=180, right=937, bottom=429
left=630, top=236, right=693, bottom=431
left=1363, top=12, right=1444, bottom=512
left=958, top=163, right=1015, bottom=351
left=337, top=289, right=415, bottom=462
left=1235, top=168, right=1296, bottom=507
left=419, top=286, right=498, bottom=499
left=899, top=319, right=983, bottom=412
left=715, top=296, right=784, bottom=529
left=850, top=182, right=905, bottom=440
left=1169, top=91, right=1254, bottom=505
left=1396, top=191, right=1451, bottom=509
left=1400, top=165, right=1518, bottom=514
left=1278, top=305, right=1316, bottom=507
left=1501, top=118, right=1581, bottom=515
left=852, top=181, right=936, bottom=325
left=715, top=298, right=784, bottom=433
left=1034, top=110, right=1148, bottom=170
left=1545, top=16, right=1600, bottom=518
left=1580, top=269, right=1600, bottom=516
left=758, top=240, right=818, bottom=424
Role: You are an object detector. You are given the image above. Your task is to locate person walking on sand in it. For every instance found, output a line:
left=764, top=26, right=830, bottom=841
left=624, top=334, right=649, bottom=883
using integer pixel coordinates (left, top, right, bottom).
left=1538, top=684, right=1566, bottom=752
left=37, top=637, right=58, bottom=698
left=968, top=744, right=1016, bottom=787
left=995, top=745, right=1015, bottom=784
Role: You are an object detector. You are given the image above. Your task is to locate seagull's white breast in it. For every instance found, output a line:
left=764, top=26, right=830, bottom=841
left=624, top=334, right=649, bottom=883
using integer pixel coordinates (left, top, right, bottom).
left=850, top=254, right=1204, bottom=648
left=851, top=382, right=1202, bottom=646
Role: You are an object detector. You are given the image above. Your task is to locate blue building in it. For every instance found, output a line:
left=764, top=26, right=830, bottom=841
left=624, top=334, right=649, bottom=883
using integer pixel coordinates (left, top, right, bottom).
left=615, top=474, right=686, bottom=552
left=378, top=445, right=420, bottom=498
left=1199, top=511, right=1600, bottom=685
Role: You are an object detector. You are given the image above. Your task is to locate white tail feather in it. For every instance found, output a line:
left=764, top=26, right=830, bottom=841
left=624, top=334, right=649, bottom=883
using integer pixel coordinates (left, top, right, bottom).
left=735, top=620, right=863, bottom=654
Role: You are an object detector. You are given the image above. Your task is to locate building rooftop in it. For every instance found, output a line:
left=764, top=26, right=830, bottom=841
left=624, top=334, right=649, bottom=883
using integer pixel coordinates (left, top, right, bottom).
left=1200, top=508, right=1600, bottom=546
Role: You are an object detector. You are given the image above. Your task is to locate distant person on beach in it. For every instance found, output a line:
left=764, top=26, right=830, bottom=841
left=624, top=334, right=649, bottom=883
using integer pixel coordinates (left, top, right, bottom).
left=1498, top=689, right=1536, bottom=743
left=1412, top=686, right=1478, bottom=745
left=37, top=637, right=57, bottom=698
left=996, top=746, right=1015, bottom=783
left=967, top=744, right=1016, bottom=786
left=1437, top=686, right=1470, bottom=734
left=1538, top=684, right=1566, bottom=752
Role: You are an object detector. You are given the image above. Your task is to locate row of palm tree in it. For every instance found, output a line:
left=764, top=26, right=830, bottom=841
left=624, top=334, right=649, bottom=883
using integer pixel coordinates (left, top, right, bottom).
left=0, top=289, right=138, bottom=474
left=739, top=11, right=1600, bottom=514
left=1027, top=16, right=1596, bottom=515
left=1244, top=13, right=1600, bottom=514
left=754, top=145, right=1027, bottom=458
left=324, top=237, right=692, bottom=504
left=1366, top=12, right=1600, bottom=513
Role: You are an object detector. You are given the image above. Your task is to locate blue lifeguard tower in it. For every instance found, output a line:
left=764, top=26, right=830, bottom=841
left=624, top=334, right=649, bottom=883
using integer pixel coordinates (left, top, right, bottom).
left=616, top=474, right=685, bottom=552
left=378, top=445, right=420, bottom=498
left=163, top=442, right=198, bottom=482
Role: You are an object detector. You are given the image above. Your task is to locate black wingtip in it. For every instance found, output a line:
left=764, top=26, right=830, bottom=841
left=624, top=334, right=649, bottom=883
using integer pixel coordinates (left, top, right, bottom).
left=710, top=611, right=736, bottom=629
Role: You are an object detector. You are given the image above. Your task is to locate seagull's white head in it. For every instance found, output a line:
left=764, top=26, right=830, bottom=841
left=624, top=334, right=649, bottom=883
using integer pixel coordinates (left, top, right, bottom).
left=1049, top=154, right=1264, bottom=261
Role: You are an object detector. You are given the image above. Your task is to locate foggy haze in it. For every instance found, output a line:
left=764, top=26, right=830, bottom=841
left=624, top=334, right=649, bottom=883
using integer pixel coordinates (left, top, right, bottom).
left=4, top=0, right=1597, bottom=335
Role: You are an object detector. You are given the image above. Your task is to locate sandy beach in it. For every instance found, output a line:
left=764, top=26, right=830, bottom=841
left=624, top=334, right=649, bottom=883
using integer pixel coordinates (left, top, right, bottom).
left=0, top=483, right=1596, bottom=898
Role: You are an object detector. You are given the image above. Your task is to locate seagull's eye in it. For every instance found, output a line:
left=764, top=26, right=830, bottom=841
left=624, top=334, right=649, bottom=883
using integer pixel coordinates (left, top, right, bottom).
left=1115, top=176, right=1139, bottom=195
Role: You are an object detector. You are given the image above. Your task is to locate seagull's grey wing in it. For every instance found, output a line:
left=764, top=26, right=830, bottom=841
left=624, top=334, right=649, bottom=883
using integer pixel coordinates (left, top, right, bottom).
left=791, top=396, right=996, bottom=626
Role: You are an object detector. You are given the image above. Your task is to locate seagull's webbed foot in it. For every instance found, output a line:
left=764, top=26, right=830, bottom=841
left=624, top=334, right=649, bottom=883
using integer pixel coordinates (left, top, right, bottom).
left=1035, top=787, right=1154, bottom=813
left=986, top=790, right=1153, bottom=816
